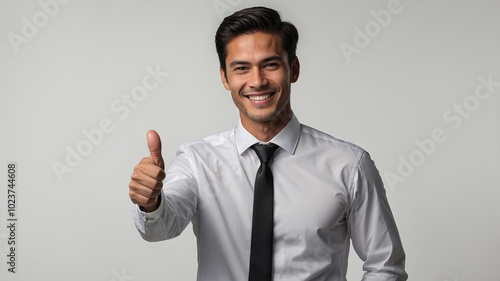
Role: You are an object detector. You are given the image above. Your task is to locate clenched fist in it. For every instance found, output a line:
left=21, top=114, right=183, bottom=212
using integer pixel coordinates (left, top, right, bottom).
left=129, top=130, right=166, bottom=213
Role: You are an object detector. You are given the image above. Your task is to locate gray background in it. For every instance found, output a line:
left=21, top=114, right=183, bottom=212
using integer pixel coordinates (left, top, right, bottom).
left=1, top=0, right=499, bottom=280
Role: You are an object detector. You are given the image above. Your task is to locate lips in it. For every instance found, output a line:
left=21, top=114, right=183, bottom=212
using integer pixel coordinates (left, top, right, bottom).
left=245, top=92, right=276, bottom=101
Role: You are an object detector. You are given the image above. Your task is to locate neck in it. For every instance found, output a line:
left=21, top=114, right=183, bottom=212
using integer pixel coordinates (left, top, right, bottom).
left=242, top=109, right=292, bottom=142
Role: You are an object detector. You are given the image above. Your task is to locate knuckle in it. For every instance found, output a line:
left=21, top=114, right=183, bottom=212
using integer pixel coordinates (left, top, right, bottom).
left=153, top=169, right=164, bottom=180
left=158, top=170, right=166, bottom=180
left=140, top=157, right=151, bottom=163
left=129, top=181, right=140, bottom=191
left=130, top=169, right=142, bottom=180
left=129, top=192, right=138, bottom=203
left=155, top=181, right=163, bottom=190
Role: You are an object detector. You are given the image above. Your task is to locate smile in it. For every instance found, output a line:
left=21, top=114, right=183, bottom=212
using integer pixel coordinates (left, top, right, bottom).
left=246, top=93, right=275, bottom=101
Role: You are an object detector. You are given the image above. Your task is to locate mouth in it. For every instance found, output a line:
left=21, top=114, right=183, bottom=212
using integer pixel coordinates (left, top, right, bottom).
left=245, top=92, right=276, bottom=101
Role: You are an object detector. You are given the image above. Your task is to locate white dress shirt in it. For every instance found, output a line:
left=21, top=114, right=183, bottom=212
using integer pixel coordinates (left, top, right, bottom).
left=132, top=114, right=407, bottom=281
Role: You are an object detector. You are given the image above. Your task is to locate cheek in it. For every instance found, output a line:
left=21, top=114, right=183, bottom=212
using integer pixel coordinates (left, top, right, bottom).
left=230, top=87, right=243, bottom=102
left=271, top=71, right=289, bottom=87
left=228, top=79, right=245, bottom=94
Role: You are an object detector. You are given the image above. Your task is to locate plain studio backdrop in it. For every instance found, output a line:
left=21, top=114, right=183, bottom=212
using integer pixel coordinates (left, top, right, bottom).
left=1, top=0, right=499, bottom=280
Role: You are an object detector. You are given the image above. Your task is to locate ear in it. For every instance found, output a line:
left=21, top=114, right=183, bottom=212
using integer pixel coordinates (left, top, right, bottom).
left=220, top=66, right=230, bottom=90
left=290, top=57, right=300, bottom=83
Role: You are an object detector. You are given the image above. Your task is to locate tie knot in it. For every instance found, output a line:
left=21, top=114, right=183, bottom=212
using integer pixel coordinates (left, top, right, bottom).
left=251, top=143, right=279, bottom=164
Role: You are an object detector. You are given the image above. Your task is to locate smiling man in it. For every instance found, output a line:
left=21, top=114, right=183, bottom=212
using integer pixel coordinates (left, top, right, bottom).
left=129, top=6, right=407, bottom=281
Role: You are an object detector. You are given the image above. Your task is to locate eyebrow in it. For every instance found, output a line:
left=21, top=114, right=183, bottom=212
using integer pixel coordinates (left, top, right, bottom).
left=228, top=55, right=284, bottom=68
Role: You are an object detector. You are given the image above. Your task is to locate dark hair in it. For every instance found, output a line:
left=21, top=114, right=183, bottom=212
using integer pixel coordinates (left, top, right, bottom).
left=215, top=6, right=299, bottom=74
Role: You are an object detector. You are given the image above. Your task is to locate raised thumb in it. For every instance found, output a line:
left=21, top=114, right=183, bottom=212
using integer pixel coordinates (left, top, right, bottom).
left=147, top=130, right=163, bottom=168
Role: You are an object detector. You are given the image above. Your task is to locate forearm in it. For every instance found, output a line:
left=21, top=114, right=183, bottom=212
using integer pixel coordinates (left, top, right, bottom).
left=132, top=192, right=192, bottom=242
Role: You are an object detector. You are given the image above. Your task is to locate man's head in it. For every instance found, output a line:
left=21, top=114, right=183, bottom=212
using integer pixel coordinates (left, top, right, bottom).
left=215, top=7, right=300, bottom=140
left=215, top=6, right=299, bottom=75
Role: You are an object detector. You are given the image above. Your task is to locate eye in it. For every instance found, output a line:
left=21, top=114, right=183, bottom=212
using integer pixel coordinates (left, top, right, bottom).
left=264, top=62, right=280, bottom=70
left=233, top=66, right=249, bottom=72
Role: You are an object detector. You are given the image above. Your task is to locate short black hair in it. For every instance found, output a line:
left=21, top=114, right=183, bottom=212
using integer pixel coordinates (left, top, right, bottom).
left=215, top=6, right=299, bottom=74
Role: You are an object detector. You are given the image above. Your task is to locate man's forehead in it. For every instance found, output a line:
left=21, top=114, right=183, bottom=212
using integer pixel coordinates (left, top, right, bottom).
left=226, top=32, right=286, bottom=61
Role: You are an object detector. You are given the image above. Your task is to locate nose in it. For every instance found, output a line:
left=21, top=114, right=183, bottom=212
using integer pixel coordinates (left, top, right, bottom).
left=249, top=67, right=268, bottom=90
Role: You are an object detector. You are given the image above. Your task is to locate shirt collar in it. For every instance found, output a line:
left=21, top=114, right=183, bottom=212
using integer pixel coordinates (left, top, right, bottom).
left=235, top=113, right=301, bottom=156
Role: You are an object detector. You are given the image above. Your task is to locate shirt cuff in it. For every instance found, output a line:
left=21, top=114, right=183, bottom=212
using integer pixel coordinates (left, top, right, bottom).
left=135, top=196, right=164, bottom=223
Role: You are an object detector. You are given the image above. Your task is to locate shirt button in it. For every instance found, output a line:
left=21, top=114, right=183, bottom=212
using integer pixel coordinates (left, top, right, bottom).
left=275, top=274, right=283, bottom=279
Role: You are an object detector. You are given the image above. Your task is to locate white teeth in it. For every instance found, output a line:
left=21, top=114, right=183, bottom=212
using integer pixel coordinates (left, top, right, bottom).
left=248, top=94, right=272, bottom=101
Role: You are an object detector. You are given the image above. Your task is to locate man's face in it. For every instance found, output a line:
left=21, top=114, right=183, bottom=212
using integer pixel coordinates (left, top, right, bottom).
left=220, top=32, right=299, bottom=129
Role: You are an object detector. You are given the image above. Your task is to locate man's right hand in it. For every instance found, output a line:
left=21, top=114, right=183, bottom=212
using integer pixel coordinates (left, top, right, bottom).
left=129, top=130, right=166, bottom=213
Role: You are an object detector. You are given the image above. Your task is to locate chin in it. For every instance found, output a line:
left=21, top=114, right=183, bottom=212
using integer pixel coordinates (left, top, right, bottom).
left=248, top=112, right=278, bottom=123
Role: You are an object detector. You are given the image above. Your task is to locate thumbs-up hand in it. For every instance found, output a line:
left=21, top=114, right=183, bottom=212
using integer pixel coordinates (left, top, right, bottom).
left=129, top=130, right=166, bottom=213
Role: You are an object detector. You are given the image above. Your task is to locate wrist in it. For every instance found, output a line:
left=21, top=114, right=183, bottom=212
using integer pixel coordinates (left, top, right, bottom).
left=140, top=196, right=161, bottom=213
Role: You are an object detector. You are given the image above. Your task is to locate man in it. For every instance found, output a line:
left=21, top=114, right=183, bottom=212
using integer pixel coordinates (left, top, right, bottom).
left=129, top=6, right=407, bottom=281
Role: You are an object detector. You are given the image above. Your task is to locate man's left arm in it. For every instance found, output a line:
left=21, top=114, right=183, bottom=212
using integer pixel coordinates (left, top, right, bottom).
left=347, top=151, right=408, bottom=281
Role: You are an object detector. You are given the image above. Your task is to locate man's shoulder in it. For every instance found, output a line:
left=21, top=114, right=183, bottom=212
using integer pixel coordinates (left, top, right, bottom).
left=178, top=127, right=237, bottom=152
left=299, top=123, right=366, bottom=157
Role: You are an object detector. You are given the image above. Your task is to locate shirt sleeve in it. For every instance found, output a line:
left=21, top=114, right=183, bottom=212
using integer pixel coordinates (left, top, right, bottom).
left=132, top=147, right=199, bottom=242
left=347, top=151, right=408, bottom=281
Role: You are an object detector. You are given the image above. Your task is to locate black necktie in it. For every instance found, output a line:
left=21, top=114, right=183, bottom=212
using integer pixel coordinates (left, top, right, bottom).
left=248, top=143, right=279, bottom=281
